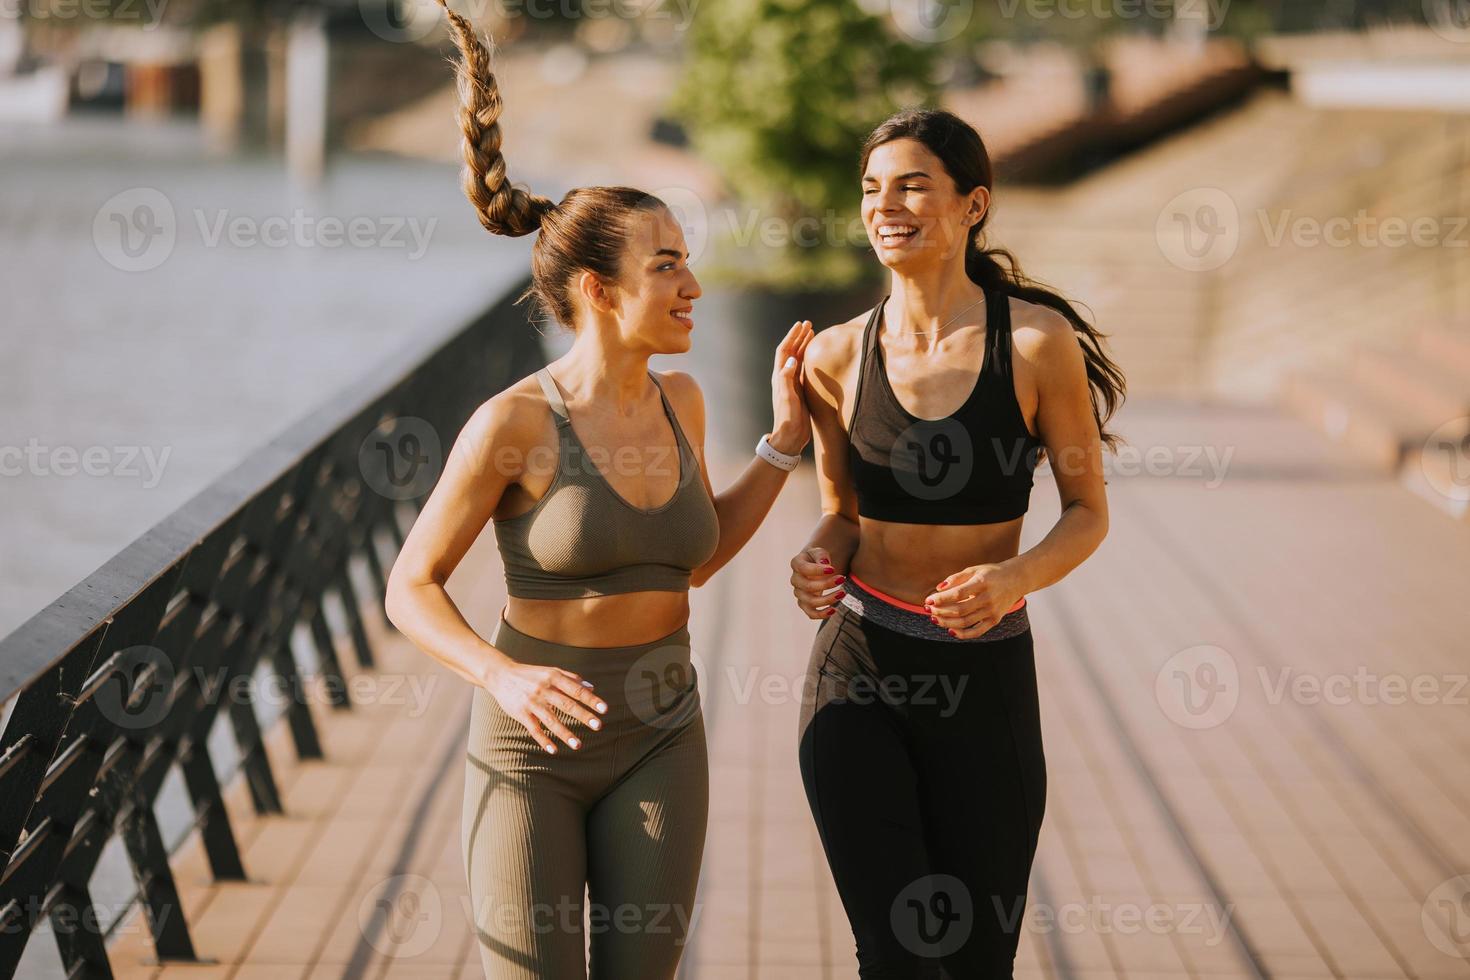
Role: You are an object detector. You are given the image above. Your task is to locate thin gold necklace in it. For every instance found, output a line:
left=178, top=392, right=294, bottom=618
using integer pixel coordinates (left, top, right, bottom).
left=894, top=294, right=986, bottom=338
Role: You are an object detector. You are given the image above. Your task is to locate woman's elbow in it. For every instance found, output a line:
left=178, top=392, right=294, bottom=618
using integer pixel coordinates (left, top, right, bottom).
left=383, top=565, right=423, bottom=632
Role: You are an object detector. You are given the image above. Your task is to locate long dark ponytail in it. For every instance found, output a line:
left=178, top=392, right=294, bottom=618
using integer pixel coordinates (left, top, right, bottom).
left=861, top=108, right=1126, bottom=451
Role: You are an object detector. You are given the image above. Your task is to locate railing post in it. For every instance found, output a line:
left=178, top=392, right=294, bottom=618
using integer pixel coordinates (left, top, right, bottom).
left=116, top=801, right=195, bottom=961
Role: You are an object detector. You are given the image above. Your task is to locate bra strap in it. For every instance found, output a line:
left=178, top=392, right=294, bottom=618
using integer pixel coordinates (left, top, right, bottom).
left=987, top=288, right=1014, bottom=378
left=645, top=371, right=689, bottom=452
left=852, top=297, right=886, bottom=412
left=535, top=367, right=572, bottom=428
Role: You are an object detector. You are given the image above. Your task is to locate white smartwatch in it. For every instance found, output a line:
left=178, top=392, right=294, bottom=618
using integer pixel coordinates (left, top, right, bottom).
left=756, top=433, right=801, bottom=471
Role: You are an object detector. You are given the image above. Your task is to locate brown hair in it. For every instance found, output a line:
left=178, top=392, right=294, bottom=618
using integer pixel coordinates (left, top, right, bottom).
left=435, top=0, right=666, bottom=327
left=861, top=108, right=1127, bottom=450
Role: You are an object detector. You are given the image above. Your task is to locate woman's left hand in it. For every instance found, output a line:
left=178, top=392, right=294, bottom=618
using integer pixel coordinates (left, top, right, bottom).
left=768, top=320, right=815, bottom=455
left=923, top=562, right=1025, bottom=639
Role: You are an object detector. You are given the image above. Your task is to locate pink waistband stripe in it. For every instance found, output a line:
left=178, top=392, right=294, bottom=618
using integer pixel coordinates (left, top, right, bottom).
left=848, top=573, right=1027, bottom=616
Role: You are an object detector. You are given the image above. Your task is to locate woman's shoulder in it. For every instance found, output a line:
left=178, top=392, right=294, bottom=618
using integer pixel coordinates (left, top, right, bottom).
left=1007, top=295, right=1077, bottom=361
left=650, top=369, right=706, bottom=434
left=805, top=309, right=870, bottom=374
left=458, top=374, right=558, bottom=466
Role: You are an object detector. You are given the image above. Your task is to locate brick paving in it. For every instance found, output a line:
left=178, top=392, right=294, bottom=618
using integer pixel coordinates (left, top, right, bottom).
left=106, top=400, right=1470, bottom=979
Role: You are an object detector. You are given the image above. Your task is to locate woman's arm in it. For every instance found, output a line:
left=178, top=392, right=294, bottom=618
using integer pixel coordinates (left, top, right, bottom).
left=384, top=390, right=604, bottom=752
left=788, top=324, right=862, bottom=618
left=384, top=396, right=519, bottom=687
left=925, top=307, right=1110, bottom=637
left=1001, top=308, right=1110, bottom=595
left=661, top=322, right=815, bottom=587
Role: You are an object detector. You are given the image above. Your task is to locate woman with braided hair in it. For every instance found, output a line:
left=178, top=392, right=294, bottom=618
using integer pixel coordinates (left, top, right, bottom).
left=384, top=4, right=816, bottom=977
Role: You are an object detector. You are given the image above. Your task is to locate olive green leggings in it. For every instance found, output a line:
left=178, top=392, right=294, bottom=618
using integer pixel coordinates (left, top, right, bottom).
left=461, top=613, right=708, bottom=979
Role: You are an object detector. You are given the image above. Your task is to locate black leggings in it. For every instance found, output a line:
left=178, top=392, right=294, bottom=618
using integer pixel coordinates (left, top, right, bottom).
left=798, top=597, right=1046, bottom=979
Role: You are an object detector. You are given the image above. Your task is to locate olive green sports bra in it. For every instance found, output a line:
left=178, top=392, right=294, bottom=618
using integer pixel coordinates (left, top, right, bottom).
left=491, top=367, right=720, bottom=599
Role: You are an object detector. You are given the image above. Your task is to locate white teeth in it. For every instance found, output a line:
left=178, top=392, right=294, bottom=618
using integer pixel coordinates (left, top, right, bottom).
left=673, top=310, right=691, bottom=319
left=878, top=224, right=916, bottom=236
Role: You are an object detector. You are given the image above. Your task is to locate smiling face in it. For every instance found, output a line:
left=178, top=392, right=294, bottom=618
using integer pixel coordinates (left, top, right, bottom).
left=601, top=205, right=702, bottom=354
left=861, top=138, right=988, bottom=274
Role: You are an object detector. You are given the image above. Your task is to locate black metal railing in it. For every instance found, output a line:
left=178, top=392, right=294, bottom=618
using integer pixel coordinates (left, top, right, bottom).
left=0, top=281, right=543, bottom=978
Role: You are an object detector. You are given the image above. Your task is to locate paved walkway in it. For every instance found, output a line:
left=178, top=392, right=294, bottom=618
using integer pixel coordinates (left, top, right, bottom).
left=103, top=399, right=1470, bottom=979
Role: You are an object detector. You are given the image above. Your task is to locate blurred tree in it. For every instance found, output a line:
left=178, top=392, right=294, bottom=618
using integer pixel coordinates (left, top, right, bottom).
left=673, top=0, right=938, bottom=288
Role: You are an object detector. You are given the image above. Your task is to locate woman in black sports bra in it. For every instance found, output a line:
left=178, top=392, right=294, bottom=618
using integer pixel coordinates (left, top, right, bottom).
left=790, top=109, right=1125, bottom=978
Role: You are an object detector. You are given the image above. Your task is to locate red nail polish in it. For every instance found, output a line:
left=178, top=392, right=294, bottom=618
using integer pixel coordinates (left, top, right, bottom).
left=937, top=581, right=949, bottom=589
left=930, top=617, right=938, bottom=625
left=948, top=629, right=957, bottom=636
left=835, top=576, right=846, bottom=584
left=835, top=591, right=846, bottom=600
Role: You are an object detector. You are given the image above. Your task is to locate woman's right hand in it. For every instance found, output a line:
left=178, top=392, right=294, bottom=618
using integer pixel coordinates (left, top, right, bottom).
left=485, top=661, right=608, bottom=754
left=790, top=546, right=846, bottom=619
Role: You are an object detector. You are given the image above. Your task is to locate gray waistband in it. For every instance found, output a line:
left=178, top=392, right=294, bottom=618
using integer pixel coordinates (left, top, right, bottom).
left=838, top=576, right=1030, bottom=643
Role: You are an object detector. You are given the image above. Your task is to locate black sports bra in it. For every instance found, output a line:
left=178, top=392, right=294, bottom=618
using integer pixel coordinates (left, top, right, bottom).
left=845, top=288, right=1043, bottom=525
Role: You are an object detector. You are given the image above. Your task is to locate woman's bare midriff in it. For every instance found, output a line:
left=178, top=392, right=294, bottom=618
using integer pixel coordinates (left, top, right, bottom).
left=849, top=515, right=1024, bottom=606
left=502, top=590, right=692, bottom=648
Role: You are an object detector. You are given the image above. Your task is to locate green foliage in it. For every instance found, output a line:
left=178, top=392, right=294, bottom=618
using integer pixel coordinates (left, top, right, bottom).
left=673, top=0, right=938, bottom=288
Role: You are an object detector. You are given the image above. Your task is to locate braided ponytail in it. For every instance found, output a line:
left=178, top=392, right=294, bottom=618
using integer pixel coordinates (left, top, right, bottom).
left=434, top=0, right=553, bottom=238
